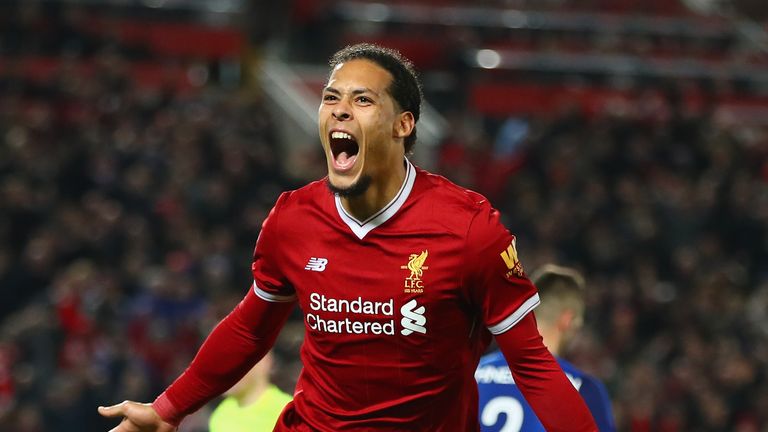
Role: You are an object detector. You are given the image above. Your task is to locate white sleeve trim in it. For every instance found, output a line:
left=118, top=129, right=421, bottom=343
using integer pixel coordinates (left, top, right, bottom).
left=252, top=281, right=297, bottom=303
left=487, top=293, right=541, bottom=335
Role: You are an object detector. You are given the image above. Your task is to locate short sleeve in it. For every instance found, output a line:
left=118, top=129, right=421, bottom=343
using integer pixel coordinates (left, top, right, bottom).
left=251, top=192, right=297, bottom=303
left=464, top=202, right=539, bottom=335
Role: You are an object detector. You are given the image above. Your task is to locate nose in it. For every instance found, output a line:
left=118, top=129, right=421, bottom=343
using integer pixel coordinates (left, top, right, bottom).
left=332, top=101, right=352, bottom=121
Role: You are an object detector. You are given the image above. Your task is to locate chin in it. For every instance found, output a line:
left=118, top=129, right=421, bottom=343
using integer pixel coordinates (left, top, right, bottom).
left=326, top=175, right=371, bottom=198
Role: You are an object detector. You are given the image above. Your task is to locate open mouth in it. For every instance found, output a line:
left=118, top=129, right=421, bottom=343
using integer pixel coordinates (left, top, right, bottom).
left=329, top=131, right=359, bottom=170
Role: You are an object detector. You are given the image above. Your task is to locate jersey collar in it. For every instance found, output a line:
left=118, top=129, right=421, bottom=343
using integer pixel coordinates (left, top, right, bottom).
left=334, top=158, right=416, bottom=240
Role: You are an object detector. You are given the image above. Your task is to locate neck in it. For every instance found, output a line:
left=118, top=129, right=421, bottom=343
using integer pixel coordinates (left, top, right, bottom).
left=539, top=324, right=562, bottom=357
left=341, top=159, right=407, bottom=221
left=234, top=380, right=270, bottom=408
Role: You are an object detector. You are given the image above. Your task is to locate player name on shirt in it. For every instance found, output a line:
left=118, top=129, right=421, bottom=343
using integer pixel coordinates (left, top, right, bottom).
left=475, top=364, right=583, bottom=391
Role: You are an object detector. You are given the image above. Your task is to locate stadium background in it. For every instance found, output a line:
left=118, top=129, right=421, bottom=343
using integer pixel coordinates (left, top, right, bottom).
left=1, top=0, right=767, bottom=430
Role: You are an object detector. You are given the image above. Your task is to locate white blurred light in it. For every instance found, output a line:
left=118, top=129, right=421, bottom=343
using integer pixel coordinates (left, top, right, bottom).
left=208, top=0, right=235, bottom=13
left=365, top=3, right=391, bottom=22
left=502, top=10, right=528, bottom=28
left=680, top=0, right=720, bottom=15
left=142, top=0, right=166, bottom=8
left=476, top=49, right=501, bottom=69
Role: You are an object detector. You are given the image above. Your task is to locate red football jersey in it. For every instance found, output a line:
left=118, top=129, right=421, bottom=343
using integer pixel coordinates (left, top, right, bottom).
left=253, top=160, right=540, bottom=431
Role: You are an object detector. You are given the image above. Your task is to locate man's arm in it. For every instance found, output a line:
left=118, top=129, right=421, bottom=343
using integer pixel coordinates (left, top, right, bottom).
left=495, top=313, right=597, bottom=432
left=99, top=288, right=294, bottom=430
left=153, top=288, right=294, bottom=425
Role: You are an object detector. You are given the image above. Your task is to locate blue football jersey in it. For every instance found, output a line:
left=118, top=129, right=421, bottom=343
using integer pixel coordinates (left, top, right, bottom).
left=475, top=350, right=615, bottom=432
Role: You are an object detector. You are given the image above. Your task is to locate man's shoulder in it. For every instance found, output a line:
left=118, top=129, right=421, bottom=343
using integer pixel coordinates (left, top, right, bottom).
left=263, top=180, right=330, bottom=236
left=415, top=167, right=492, bottom=215
left=210, top=396, right=239, bottom=417
left=556, top=358, right=593, bottom=381
left=557, top=358, right=610, bottom=394
left=276, top=178, right=329, bottom=209
left=557, top=358, right=615, bottom=427
left=264, top=384, right=293, bottom=404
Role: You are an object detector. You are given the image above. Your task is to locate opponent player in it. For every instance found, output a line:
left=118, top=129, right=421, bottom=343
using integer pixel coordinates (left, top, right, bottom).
left=208, top=352, right=292, bottom=432
left=98, top=43, right=597, bottom=431
left=476, top=265, right=615, bottom=431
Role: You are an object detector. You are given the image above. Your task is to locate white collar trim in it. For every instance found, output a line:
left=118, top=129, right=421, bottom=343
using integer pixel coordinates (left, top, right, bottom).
left=335, top=158, right=416, bottom=240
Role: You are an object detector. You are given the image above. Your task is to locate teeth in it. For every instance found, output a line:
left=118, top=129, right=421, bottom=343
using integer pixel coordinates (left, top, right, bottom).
left=331, top=131, right=353, bottom=140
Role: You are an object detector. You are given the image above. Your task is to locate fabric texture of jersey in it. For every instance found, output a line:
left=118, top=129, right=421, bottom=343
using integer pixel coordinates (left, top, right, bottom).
left=476, top=350, right=616, bottom=432
left=208, top=384, right=292, bottom=432
left=252, top=160, right=540, bottom=431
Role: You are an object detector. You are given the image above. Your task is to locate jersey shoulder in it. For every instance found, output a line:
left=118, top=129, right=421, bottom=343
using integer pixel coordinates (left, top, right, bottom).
left=556, top=358, right=583, bottom=377
left=557, top=358, right=616, bottom=431
left=277, top=178, right=328, bottom=210
left=557, top=358, right=612, bottom=401
left=416, top=168, right=495, bottom=220
left=557, top=358, right=597, bottom=383
left=260, top=179, right=329, bottom=241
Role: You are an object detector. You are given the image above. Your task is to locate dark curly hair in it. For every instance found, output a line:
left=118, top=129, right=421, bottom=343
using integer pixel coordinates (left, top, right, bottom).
left=329, top=43, right=424, bottom=154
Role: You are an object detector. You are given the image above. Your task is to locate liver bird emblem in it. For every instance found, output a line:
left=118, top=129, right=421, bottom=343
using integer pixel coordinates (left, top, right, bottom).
left=405, top=250, right=429, bottom=280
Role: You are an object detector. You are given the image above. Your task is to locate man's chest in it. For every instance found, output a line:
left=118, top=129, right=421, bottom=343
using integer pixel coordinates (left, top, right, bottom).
left=286, top=229, right=462, bottom=299
left=279, top=227, right=475, bottom=342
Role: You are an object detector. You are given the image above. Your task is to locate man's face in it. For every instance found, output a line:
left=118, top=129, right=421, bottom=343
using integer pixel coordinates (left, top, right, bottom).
left=318, top=59, right=407, bottom=196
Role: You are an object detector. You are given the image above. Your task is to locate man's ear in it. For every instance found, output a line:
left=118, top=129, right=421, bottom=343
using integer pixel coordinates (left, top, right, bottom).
left=393, top=111, right=415, bottom=140
left=557, top=309, right=577, bottom=333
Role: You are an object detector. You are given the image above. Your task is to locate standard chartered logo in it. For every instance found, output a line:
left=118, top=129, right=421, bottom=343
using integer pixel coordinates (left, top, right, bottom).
left=306, top=293, right=427, bottom=337
left=400, top=299, right=427, bottom=335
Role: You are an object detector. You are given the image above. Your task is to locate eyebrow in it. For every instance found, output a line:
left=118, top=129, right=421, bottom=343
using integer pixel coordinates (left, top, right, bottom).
left=323, top=86, right=380, bottom=97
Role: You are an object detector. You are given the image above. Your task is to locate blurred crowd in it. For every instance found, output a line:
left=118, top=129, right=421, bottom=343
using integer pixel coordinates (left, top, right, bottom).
left=2, top=1, right=768, bottom=432
left=438, top=94, right=768, bottom=430
left=0, top=4, right=304, bottom=427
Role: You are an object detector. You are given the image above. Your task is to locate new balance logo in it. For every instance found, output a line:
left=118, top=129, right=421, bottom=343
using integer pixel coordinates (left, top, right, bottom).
left=304, top=257, right=328, bottom=272
left=400, top=299, right=427, bottom=335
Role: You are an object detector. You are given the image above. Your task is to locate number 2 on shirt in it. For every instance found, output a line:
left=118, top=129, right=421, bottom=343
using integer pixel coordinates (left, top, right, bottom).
left=480, top=396, right=524, bottom=432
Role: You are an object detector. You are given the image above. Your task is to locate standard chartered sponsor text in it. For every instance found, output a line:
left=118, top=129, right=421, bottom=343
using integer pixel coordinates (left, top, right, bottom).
left=307, top=293, right=395, bottom=335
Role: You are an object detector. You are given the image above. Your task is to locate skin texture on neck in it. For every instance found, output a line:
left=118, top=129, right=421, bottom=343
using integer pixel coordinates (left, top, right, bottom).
left=341, top=159, right=406, bottom=221
left=538, top=308, right=579, bottom=358
left=538, top=324, right=563, bottom=357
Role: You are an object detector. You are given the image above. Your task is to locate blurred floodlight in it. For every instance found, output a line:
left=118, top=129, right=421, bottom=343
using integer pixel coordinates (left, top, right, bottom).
left=476, top=49, right=501, bottom=69
left=142, top=0, right=166, bottom=8
left=208, top=0, right=237, bottom=13
left=364, top=3, right=391, bottom=22
left=502, top=10, right=528, bottom=28
left=680, top=0, right=720, bottom=14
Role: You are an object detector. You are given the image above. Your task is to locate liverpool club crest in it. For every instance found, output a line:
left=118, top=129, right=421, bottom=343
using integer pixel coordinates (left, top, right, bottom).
left=401, top=250, right=429, bottom=293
